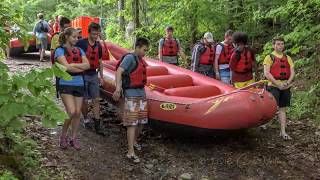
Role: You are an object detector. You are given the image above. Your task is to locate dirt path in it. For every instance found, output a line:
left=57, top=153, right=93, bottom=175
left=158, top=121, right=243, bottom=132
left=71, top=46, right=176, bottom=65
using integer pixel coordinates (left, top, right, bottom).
left=5, top=53, right=320, bottom=180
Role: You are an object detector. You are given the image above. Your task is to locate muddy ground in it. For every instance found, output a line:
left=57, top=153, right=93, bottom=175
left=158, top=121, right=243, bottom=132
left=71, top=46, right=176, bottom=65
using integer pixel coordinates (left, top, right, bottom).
left=4, top=53, right=320, bottom=180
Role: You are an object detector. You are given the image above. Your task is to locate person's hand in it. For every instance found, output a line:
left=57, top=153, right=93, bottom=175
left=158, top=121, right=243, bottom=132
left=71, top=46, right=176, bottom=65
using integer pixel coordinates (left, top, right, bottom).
left=112, top=88, right=122, bottom=101
left=99, top=78, right=105, bottom=87
left=282, top=81, right=291, bottom=90
left=277, top=82, right=285, bottom=90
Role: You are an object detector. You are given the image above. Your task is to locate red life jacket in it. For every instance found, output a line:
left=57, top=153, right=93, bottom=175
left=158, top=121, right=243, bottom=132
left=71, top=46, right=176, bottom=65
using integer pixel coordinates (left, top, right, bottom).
left=50, top=32, right=60, bottom=64
left=161, top=38, right=179, bottom=56
left=100, top=41, right=110, bottom=61
left=116, top=53, right=147, bottom=89
left=53, top=46, right=82, bottom=64
left=199, top=44, right=215, bottom=65
left=233, top=48, right=254, bottom=73
left=217, top=42, right=234, bottom=64
left=270, top=54, right=291, bottom=80
left=86, top=42, right=100, bottom=69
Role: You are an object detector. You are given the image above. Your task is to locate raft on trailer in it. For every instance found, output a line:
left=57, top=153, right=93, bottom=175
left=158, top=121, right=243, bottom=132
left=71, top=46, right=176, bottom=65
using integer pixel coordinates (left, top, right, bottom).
left=100, top=42, right=277, bottom=132
left=9, top=32, right=51, bottom=56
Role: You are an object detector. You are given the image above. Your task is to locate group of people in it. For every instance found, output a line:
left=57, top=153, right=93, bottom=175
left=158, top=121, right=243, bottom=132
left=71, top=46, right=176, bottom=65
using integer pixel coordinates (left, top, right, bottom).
left=50, top=15, right=147, bottom=163
left=159, top=26, right=295, bottom=141
left=50, top=14, right=295, bottom=163
left=33, top=13, right=83, bottom=62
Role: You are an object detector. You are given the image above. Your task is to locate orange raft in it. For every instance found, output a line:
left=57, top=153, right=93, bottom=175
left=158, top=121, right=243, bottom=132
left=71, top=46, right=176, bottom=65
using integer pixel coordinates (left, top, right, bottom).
left=100, top=42, right=277, bottom=132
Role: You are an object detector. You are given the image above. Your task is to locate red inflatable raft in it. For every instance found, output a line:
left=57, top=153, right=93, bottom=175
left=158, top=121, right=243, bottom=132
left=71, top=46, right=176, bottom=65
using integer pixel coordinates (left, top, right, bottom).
left=101, top=42, right=277, bottom=132
left=9, top=32, right=51, bottom=56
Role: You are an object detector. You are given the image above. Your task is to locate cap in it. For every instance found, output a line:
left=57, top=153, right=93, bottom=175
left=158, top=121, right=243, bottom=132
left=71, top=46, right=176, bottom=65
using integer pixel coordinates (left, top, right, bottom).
left=204, top=32, right=214, bottom=43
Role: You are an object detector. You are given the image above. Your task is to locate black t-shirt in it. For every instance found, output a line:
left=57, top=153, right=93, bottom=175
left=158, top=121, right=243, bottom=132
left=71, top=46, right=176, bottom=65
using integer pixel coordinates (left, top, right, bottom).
left=76, top=38, right=102, bottom=59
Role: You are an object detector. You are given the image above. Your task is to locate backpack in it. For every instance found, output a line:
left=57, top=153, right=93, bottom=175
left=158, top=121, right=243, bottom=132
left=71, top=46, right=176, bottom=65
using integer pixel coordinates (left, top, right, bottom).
left=39, top=21, right=49, bottom=33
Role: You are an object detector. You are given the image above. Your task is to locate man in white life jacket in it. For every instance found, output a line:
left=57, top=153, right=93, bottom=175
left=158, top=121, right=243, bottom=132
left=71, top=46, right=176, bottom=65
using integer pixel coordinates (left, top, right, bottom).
left=191, top=32, right=216, bottom=77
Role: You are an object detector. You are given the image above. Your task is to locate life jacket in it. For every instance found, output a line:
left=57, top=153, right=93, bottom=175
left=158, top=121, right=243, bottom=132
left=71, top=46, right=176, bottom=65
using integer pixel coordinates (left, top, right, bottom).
left=50, top=32, right=61, bottom=64
left=161, top=38, right=179, bottom=56
left=116, top=53, right=147, bottom=89
left=233, top=48, right=254, bottom=73
left=199, top=44, right=215, bottom=65
left=100, top=40, right=110, bottom=61
left=270, top=54, right=291, bottom=80
left=53, top=46, right=83, bottom=98
left=217, top=42, right=234, bottom=64
left=86, top=41, right=100, bottom=69
left=53, top=46, right=82, bottom=65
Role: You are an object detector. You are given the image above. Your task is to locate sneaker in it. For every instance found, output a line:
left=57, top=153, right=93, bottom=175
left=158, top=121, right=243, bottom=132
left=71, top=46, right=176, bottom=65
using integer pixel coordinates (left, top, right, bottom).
left=259, top=124, right=267, bottom=130
left=134, top=143, right=142, bottom=151
left=69, top=138, right=81, bottom=150
left=82, top=117, right=92, bottom=129
left=94, top=120, right=106, bottom=136
left=126, top=154, right=140, bottom=163
left=59, top=136, right=68, bottom=149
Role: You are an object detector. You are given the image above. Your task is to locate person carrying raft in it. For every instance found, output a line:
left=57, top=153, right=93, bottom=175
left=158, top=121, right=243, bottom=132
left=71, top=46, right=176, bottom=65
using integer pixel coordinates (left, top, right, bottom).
left=113, top=37, right=150, bottom=163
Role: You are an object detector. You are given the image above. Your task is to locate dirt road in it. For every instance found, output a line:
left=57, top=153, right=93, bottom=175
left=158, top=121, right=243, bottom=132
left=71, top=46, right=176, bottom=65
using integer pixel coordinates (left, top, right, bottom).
left=4, top=53, right=320, bottom=180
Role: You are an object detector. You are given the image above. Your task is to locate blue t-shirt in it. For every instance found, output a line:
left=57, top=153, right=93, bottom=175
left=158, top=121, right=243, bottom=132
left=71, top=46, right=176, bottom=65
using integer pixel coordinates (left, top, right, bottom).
left=54, top=47, right=86, bottom=59
left=54, top=47, right=86, bottom=86
left=33, top=20, right=50, bottom=39
left=120, top=53, right=146, bottom=97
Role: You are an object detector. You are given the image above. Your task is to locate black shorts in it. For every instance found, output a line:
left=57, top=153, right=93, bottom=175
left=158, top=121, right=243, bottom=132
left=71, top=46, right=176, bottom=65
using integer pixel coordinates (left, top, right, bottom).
left=267, top=86, right=291, bottom=108
left=58, top=85, right=85, bottom=97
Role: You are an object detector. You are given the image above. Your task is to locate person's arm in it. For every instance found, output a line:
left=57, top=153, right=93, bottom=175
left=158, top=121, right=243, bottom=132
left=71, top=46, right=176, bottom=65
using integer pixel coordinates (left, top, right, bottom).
left=214, top=45, right=222, bottom=79
left=112, top=67, right=124, bottom=101
left=252, top=51, right=259, bottom=80
left=99, top=59, right=104, bottom=78
left=70, top=58, right=90, bottom=70
left=286, top=67, right=295, bottom=86
left=33, top=23, right=37, bottom=35
left=284, top=57, right=295, bottom=88
left=229, top=52, right=238, bottom=71
left=158, top=39, right=163, bottom=61
left=191, top=44, right=203, bottom=72
left=57, top=56, right=84, bottom=73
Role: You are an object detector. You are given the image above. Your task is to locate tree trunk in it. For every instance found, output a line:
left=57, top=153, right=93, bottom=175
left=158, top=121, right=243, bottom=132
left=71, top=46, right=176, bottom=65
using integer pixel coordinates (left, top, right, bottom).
left=118, top=0, right=125, bottom=32
left=132, top=0, right=140, bottom=29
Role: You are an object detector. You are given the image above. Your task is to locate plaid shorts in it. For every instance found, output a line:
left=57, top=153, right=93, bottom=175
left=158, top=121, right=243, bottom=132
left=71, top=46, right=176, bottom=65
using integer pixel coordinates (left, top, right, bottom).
left=122, top=97, right=148, bottom=126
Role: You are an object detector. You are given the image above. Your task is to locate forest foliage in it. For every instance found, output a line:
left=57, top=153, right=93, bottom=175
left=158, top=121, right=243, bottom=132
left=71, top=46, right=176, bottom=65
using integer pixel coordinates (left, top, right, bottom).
left=0, top=0, right=319, bottom=178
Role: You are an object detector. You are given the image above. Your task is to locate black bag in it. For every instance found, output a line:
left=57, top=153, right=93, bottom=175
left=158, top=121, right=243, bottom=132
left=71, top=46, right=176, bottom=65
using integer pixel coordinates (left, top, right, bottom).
left=39, top=21, right=48, bottom=33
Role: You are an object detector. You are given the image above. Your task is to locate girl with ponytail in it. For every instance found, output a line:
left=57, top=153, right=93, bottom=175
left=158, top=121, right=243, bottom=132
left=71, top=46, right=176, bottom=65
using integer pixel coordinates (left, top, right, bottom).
left=54, top=27, right=90, bottom=150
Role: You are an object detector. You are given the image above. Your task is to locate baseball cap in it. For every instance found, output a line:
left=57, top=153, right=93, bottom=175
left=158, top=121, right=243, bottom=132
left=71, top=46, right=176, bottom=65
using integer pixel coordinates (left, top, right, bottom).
left=204, top=32, right=214, bottom=43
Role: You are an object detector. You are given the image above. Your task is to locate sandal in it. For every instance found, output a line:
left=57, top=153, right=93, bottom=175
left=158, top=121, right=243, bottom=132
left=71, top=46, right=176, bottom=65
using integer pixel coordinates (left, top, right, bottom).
left=134, top=143, right=142, bottom=151
left=280, top=132, right=292, bottom=140
left=126, top=154, right=140, bottom=163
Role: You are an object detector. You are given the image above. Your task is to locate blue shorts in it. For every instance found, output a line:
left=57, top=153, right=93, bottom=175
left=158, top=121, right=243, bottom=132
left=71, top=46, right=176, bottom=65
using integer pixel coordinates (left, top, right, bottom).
left=58, top=85, right=85, bottom=97
left=219, top=68, right=231, bottom=84
left=84, top=72, right=100, bottom=99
